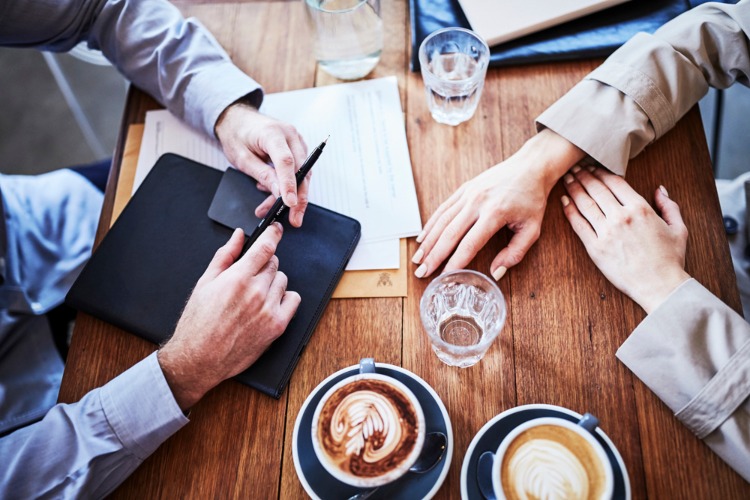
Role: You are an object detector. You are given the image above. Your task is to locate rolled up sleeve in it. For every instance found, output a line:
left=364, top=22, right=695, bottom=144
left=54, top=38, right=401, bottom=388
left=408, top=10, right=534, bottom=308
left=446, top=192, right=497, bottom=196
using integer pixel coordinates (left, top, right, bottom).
left=537, top=0, right=750, bottom=175
left=617, top=279, right=750, bottom=482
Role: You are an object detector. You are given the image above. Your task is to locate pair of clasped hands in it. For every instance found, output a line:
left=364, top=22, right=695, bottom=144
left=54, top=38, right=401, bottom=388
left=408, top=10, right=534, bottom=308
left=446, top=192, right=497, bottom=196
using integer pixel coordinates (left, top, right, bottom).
left=158, top=104, right=690, bottom=412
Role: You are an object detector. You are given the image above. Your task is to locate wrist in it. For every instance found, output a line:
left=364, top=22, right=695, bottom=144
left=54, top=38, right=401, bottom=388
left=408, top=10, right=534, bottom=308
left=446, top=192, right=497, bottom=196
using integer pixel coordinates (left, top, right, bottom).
left=634, top=269, right=692, bottom=314
left=519, top=128, right=585, bottom=193
left=214, top=95, right=259, bottom=139
left=157, top=347, right=208, bottom=411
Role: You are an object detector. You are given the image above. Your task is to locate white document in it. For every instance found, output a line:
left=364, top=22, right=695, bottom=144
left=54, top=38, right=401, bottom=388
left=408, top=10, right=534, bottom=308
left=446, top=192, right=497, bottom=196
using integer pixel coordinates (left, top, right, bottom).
left=134, top=76, right=418, bottom=270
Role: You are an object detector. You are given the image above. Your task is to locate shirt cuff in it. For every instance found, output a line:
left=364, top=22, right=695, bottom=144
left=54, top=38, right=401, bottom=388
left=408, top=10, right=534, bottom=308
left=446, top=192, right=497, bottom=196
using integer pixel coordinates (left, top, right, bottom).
left=100, top=352, right=189, bottom=460
left=616, top=279, right=750, bottom=434
left=536, top=79, right=654, bottom=176
left=183, top=60, right=264, bottom=138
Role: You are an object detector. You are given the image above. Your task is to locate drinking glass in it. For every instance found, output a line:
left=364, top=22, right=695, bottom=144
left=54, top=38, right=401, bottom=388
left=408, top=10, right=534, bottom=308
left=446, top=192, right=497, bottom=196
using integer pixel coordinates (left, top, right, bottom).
left=420, top=270, right=506, bottom=367
left=418, top=27, right=490, bottom=125
left=304, top=0, right=383, bottom=80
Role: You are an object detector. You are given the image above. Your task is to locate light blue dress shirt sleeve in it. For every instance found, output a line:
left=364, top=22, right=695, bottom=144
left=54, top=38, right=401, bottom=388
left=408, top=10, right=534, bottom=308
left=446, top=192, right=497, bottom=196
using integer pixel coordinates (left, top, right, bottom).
left=0, top=0, right=264, bottom=137
left=0, top=352, right=189, bottom=498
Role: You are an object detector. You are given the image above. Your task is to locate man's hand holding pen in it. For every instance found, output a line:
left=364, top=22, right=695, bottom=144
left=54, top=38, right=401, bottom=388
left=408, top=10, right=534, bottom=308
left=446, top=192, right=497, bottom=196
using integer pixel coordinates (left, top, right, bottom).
left=241, top=137, right=329, bottom=255
left=215, top=103, right=311, bottom=228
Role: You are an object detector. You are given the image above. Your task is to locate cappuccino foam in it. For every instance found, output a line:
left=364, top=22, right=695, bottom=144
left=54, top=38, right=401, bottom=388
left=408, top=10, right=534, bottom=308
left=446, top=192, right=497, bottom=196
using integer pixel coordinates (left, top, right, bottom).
left=501, top=424, right=608, bottom=500
left=316, top=379, right=420, bottom=479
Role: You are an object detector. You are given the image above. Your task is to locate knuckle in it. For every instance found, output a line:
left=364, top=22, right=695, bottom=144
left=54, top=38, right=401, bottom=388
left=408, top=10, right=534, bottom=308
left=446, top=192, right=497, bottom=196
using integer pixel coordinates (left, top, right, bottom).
left=278, top=154, right=296, bottom=169
left=269, top=316, right=286, bottom=335
left=636, top=203, right=651, bottom=217
left=276, top=271, right=288, bottom=287
left=441, top=225, right=462, bottom=242
left=268, top=256, right=280, bottom=274
left=257, top=241, right=277, bottom=257
left=247, top=283, right=264, bottom=303
left=504, top=248, right=523, bottom=266
left=257, top=169, right=274, bottom=187
left=580, top=198, right=599, bottom=213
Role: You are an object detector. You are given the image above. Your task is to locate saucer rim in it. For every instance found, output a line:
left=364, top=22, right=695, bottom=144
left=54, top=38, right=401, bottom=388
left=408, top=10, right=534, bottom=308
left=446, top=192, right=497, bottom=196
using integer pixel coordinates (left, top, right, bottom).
left=292, top=362, right=454, bottom=500
left=459, top=403, right=631, bottom=500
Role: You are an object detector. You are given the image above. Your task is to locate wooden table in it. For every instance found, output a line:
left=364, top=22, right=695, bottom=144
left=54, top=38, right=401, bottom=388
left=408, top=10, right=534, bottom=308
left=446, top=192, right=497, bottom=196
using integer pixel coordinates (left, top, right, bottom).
left=59, top=0, right=750, bottom=497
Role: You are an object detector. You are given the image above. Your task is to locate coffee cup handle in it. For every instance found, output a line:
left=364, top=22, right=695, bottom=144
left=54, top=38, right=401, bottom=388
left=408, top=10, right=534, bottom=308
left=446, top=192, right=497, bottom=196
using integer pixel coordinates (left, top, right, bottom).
left=577, top=413, right=600, bottom=433
left=359, top=358, right=376, bottom=374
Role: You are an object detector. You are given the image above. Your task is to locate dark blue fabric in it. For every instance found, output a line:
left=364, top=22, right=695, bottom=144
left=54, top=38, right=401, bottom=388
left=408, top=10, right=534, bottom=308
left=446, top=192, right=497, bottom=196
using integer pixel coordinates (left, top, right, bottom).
left=69, top=157, right=112, bottom=192
left=410, top=0, right=723, bottom=71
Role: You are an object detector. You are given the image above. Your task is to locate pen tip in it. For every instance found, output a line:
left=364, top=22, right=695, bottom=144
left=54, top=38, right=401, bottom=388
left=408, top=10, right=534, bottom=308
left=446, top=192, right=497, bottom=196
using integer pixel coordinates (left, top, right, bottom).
left=324, top=135, right=330, bottom=144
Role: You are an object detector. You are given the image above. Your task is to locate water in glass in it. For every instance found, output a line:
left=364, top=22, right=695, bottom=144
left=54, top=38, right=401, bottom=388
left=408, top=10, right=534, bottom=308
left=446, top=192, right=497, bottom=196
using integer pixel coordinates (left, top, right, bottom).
left=305, top=0, right=383, bottom=80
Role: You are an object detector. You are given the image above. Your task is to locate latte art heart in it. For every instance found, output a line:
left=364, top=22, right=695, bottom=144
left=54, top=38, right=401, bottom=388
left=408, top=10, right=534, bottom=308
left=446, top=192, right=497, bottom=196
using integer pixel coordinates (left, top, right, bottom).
left=506, top=439, right=589, bottom=499
left=499, top=424, right=610, bottom=500
left=316, top=379, right=420, bottom=479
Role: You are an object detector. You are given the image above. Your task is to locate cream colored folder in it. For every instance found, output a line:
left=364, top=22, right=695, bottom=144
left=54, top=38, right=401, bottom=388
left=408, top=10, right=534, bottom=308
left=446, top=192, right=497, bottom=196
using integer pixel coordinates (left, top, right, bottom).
left=457, top=0, right=631, bottom=47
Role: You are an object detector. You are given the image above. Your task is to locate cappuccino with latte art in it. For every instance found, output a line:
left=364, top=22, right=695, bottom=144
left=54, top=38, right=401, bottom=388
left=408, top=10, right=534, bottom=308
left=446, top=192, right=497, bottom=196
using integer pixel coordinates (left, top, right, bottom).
left=492, top=417, right=614, bottom=500
left=312, top=373, right=425, bottom=487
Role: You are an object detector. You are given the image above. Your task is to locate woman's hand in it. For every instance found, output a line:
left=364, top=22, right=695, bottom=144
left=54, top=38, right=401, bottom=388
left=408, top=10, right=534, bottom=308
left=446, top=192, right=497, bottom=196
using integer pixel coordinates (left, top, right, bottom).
left=412, top=129, right=585, bottom=280
left=561, top=166, right=691, bottom=313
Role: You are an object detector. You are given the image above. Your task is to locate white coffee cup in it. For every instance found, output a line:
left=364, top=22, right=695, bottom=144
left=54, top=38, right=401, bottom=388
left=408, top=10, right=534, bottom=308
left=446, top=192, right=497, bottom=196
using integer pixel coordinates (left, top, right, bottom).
left=310, top=358, right=426, bottom=488
left=491, top=415, right=614, bottom=500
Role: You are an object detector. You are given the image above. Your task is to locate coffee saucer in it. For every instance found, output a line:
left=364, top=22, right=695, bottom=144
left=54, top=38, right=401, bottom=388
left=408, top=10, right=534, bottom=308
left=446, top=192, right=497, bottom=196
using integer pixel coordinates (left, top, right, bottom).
left=293, top=363, right=453, bottom=499
left=460, top=404, right=631, bottom=500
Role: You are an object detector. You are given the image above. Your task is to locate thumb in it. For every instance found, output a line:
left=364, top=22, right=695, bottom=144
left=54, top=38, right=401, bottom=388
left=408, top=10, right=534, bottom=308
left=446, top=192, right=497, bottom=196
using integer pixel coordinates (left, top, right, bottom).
left=490, top=222, right=541, bottom=281
left=198, top=228, right=245, bottom=283
left=655, top=185, right=685, bottom=228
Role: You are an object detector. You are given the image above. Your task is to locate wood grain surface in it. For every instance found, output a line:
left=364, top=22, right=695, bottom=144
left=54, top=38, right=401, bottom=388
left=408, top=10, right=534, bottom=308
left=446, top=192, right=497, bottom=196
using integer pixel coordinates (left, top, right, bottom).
left=58, top=0, right=750, bottom=498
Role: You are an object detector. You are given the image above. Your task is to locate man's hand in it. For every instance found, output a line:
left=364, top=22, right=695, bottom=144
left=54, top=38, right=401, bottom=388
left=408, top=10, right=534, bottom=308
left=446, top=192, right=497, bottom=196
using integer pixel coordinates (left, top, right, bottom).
left=215, top=102, right=310, bottom=227
left=562, top=166, right=690, bottom=314
left=413, top=129, right=585, bottom=281
left=157, top=225, right=301, bottom=410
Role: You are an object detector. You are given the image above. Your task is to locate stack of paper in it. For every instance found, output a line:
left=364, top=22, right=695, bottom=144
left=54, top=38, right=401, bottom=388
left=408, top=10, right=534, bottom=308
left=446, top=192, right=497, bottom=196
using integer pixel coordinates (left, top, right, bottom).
left=134, top=76, right=421, bottom=271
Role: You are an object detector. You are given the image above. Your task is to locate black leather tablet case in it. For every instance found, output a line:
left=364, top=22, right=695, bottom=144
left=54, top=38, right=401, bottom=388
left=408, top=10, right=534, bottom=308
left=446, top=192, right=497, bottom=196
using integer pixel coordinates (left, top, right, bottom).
left=66, top=153, right=361, bottom=398
left=410, top=0, right=714, bottom=71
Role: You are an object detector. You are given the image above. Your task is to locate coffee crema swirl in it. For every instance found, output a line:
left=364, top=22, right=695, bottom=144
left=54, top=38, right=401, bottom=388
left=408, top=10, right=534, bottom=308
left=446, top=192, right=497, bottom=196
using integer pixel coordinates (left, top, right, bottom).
left=317, top=379, right=419, bottom=478
left=501, top=425, right=608, bottom=500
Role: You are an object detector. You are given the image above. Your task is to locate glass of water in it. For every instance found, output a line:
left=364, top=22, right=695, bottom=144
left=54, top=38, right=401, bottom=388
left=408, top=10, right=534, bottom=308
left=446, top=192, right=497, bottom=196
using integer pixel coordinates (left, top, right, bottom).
left=304, top=0, right=383, bottom=80
left=418, top=27, right=490, bottom=126
left=420, top=270, right=506, bottom=368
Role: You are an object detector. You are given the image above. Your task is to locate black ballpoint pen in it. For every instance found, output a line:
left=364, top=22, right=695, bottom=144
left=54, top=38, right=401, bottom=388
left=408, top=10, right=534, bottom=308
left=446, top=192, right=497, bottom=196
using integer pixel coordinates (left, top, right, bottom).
left=241, top=136, right=328, bottom=255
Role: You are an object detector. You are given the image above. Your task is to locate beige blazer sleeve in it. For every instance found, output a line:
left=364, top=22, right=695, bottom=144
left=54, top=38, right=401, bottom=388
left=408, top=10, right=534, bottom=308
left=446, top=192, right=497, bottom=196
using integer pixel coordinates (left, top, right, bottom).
left=536, top=0, right=750, bottom=175
left=616, top=279, right=750, bottom=483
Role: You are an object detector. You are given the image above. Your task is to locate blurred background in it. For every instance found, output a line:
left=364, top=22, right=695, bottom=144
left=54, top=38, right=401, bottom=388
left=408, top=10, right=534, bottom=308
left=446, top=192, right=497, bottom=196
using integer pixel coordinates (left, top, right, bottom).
left=0, top=47, right=748, bottom=180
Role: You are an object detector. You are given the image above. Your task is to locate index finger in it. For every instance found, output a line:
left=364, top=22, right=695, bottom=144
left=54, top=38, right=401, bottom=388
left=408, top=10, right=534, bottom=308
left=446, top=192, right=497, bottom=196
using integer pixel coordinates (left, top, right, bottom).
left=239, top=222, right=284, bottom=275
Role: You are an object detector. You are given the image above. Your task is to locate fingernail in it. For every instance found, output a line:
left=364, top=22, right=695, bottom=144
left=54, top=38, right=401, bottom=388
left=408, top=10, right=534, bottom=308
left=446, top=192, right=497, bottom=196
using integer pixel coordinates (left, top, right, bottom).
left=659, top=185, right=669, bottom=198
left=271, top=182, right=280, bottom=196
left=587, top=165, right=595, bottom=172
left=491, top=266, right=507, bottom=281
left=564, top=173, right=574, bottom=184
left=416, top=230, right=426, bottom=243
left=296, top=213, right=304, bottom=226
left=571, top=165, right=581, bottom=173
left=561, top=195, right=570, bottom=207
left=412, top=248, right=424, bottom=264
left=415, top=264, right=427, bottom=278
left=273, top=221, right=284, bottom=233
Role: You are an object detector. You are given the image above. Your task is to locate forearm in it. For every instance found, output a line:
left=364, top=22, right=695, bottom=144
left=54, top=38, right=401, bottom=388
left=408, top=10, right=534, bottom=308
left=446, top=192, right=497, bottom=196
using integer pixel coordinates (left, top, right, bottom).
left=617, top=279, right=750, bottom=482
left=90, top=0, right=262, bottom=136
left=0, top=353, right=188, bottom=498
left=538, top=0, right=750, bottom=175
